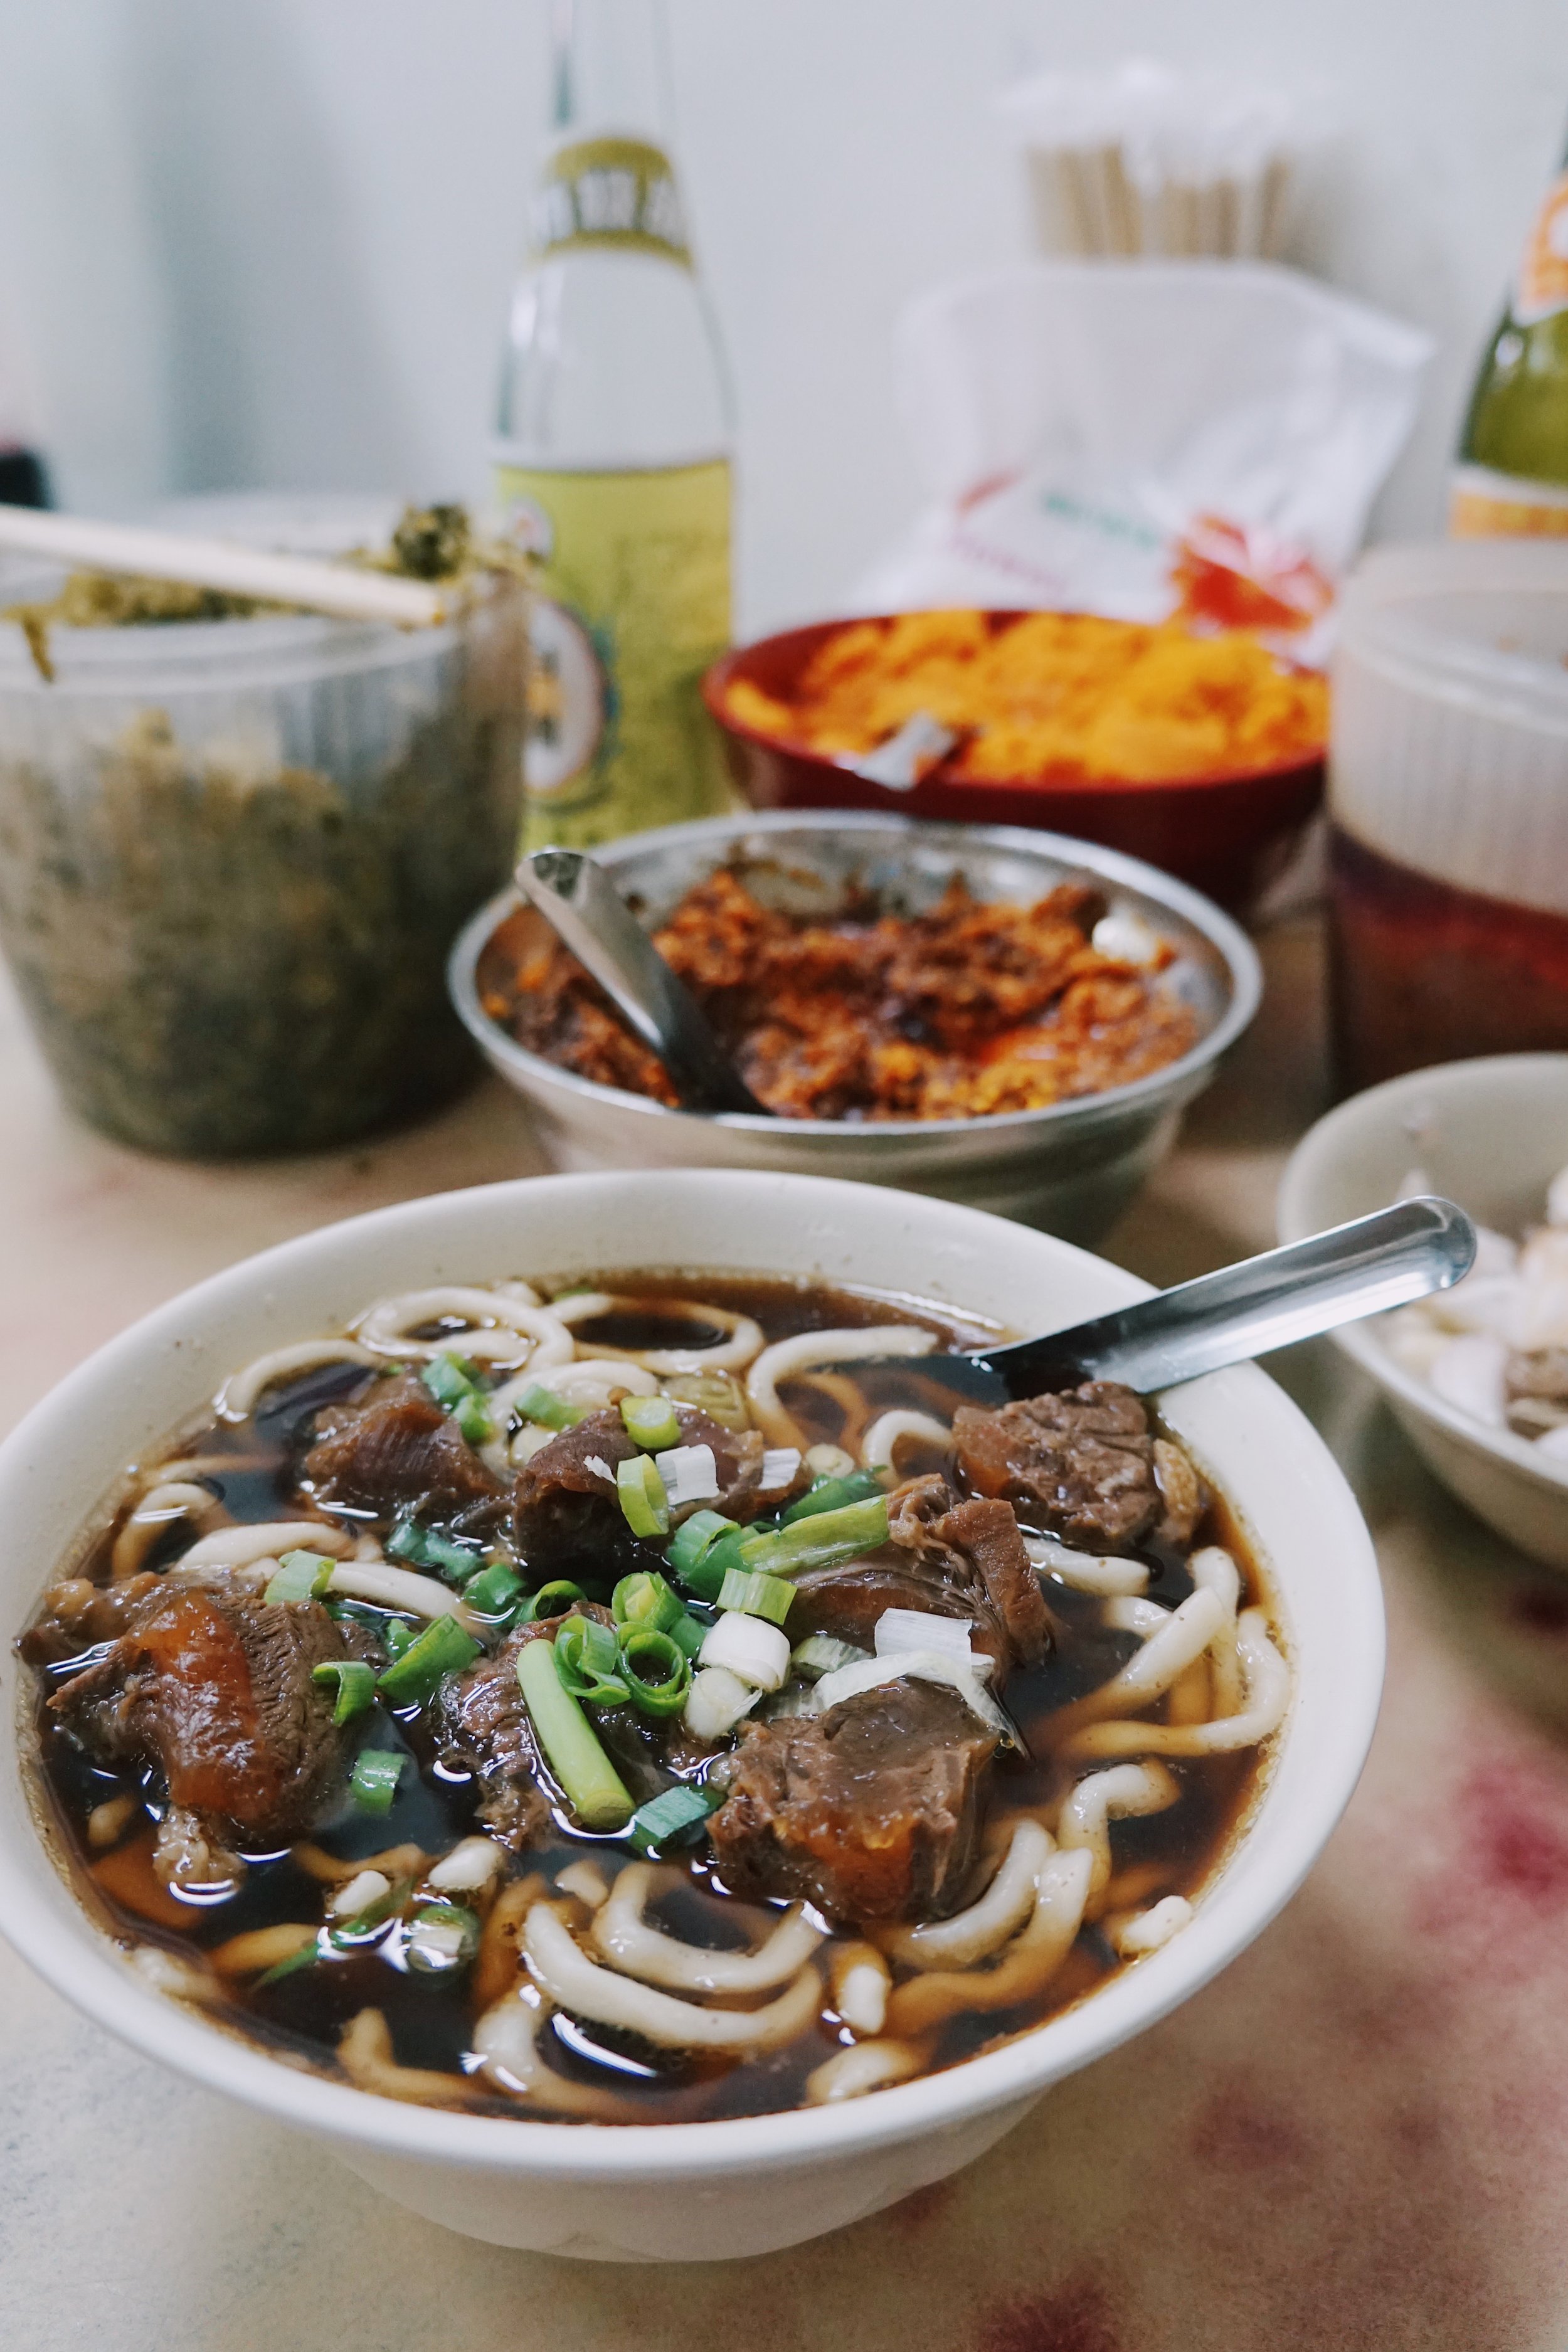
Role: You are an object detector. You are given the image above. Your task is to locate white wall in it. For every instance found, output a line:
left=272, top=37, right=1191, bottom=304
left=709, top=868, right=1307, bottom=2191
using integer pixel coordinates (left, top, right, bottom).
left=2, top=0, right=1566, bottom=631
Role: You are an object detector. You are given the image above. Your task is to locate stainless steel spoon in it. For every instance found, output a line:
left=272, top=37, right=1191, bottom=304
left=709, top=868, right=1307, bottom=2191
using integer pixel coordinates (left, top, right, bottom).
left=925, top=1196, right=1476, bottom=1403
left=518, top=847, right=770, bottom=1116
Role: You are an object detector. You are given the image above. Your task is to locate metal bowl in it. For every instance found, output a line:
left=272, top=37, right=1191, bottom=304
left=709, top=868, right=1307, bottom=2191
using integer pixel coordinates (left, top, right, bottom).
left=448, top=811, right=1261, bottom=1242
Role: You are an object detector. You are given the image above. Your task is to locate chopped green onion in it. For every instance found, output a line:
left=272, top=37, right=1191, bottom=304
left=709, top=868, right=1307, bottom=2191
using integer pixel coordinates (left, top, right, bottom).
left=350, top=1750, right=405, bottom=1814
left=255, top=1934, right=324, bottom=1989
left=620, top=1394, right=682, bottom=1452
left=617, top=1451, right=669, bottom=1540
left=405, top=1900, right=481, bottom=1976
left=420, top=1351, right=484, bottom=1411
left=674, top=1524, right=747, bottom=1604
left=327, top=1874, right=411, bottom=1947
left=512, top=1381, right=583, bottom=1431
left=519, top=1578, right=586, bottom=1623
left=383, top=1619, right=418, bottom=1661
left=612, top=1569, right=682, bottom=1633
left=667, top=1609, right=707, bottom=1661
left=516, top=1638, right=633, bottom=1831
left=554, top=1613, right=630, bottom=1706
left=792, top=1632, right=869, bottom=1680
left=665, top=1509, right=736, bottom=1596
left=463, top=1562, right=524, bottom=1616
left=387, top=1518, right=484, bottom=1584
left=739, top=1495, right=890, bottom=1581
left=717, top=1566, right=796, bottom=1625
left=263, top=1549, right=335, bottom=1605
left=453, top=1391, right=494, bottom=1448
left=783, top=1470, right=884, bottom=1523
left=310, top=1658, right=377, bottom=1724
left=618, top=1626, right=691, bottom=1718
left=627, top=1783, right=725, bottom=1858
left=376, top=1614, right=482, bottom=1708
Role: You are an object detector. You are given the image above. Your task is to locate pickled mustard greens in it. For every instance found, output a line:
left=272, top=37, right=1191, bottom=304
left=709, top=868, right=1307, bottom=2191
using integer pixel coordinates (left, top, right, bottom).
left=18, top=1271, right=1289, bottom=2124
left=0, top=524, right=527, bottom=1155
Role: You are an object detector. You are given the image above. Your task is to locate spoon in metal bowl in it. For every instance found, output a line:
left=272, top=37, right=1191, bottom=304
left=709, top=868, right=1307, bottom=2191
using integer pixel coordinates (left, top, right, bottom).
left=518, top=847, right=770, bottom=1116
left=923, top=1196, right=1476, bottom=1404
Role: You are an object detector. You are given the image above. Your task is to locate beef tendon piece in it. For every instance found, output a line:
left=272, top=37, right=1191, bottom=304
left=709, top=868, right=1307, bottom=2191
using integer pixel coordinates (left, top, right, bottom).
left=303, top=1374, right=501, bottom=1517
left=710, top=1679, right=997, bottom=1924
left=953, top=1381, right=1161, bottom=1551
left=1152, top=1436, right=1207, bottom=1547
left=932, top=1496, right=1048, bottom=1664
left=432, top=1620, right=559, bottom=1851
left=49, top=1587, right=362, bottom=1846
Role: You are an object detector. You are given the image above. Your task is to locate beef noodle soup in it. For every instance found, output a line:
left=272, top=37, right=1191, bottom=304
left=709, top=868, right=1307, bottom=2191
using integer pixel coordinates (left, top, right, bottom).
left=17, top=1272, right=1289, bottom=2123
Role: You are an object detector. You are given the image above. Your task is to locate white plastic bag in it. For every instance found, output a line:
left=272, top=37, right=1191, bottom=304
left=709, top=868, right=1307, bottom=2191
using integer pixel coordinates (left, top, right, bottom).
left=852, top=260, right=1433, bottom=662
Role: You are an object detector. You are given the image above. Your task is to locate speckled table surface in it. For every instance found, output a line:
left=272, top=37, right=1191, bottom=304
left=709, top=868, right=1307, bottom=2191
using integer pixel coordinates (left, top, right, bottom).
left=4, top=923, right=1568, bottom=2352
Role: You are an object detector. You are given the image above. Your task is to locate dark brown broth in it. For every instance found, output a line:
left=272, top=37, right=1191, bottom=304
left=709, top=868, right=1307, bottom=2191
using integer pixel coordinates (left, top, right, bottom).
left=23, top=1271, right=1273, bottom=2124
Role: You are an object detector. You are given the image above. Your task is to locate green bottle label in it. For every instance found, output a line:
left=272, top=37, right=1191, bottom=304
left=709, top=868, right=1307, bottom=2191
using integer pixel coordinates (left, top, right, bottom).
left=530, top=136, right=691, bottom=267
left=494, top=458, right=735, bottom=849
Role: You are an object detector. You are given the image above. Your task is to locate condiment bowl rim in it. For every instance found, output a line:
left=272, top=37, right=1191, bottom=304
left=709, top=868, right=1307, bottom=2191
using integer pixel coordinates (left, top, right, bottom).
left=1278, top=1052, right=1568, bottom=1496
left=448, top=808, right=1263, bottom=1139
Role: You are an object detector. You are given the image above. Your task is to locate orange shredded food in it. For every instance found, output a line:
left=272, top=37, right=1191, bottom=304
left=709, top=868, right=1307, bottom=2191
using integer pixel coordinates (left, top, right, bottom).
left=480, top=869, right=1199, bottom=1121
left=722, top=610, right=1327, bottom=787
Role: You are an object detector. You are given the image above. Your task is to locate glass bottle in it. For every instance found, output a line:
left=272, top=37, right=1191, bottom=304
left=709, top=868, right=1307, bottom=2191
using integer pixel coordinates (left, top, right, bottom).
left=1453, top=134, right=1568, bottom=534
left=495, top=0, right=735, bottom=847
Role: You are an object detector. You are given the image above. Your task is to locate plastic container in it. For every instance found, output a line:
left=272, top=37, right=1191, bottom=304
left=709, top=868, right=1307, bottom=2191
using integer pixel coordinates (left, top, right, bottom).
left=1330, top=540, right=1568, bottom=1092
left=0, top=502, right=527, bottom=1158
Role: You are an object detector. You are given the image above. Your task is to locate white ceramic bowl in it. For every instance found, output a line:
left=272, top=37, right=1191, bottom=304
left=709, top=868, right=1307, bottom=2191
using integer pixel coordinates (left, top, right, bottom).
left=1279, top=1055, right=1568, bottom=1568
left=0, top=1171, right=1381, bottom=2262
left=449, top=812, right=1262, bottom=1244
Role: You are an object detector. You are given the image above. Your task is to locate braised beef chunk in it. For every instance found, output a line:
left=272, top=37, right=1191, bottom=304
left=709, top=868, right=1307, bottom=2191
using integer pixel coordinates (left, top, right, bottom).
left=432, top=1619, right=559, bottom=1850
left=49, top=1587, right=359, bottom=1841
left=511, top=1411, right=642, bottom=1576
left=953, top=1381, right=1161, bottom=1550
left=710, top=1679, right=997, bottom=1924
left=687, top=1412, right=767, bottom=1521
left=790, top=1564, right=992, bottom=1660
left=303, top=1374, right=501, bottom=1516
left=934, top=1497, right=1048, bottom=1664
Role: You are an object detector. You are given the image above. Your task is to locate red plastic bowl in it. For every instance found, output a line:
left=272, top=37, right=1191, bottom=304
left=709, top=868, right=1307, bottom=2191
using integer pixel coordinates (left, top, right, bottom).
left=702, top=615, right=1326, bottom=919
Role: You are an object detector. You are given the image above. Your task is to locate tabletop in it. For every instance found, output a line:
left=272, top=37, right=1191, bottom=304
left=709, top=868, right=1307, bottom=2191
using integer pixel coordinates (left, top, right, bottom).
left=4, top=920, right=1568, bottom=2352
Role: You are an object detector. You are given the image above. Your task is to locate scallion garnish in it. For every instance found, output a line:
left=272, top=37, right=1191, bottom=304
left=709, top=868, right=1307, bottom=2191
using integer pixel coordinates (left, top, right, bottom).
left=616, top=1451, right=670, bottom=1540
left=553, top=1613, right=631, bottom=1706
left=263, top=1549, right=336, bottom=1606
left=462, top=1562, right=523, bottom=1616
left=519, top=1578, right=586, bottom=1623
left=349, top=1750, right=405, bottom=1814
left=453, top=1391, right=494, bottom=1447
left=255, top=1934, right=324, bottom=1989
left=626, top=1783, right=725, bottom=1858
left=310, top=1658, right=377, bottom=1724
left=383, top=1619, right=418, bottom=1661
left=611, top=1569, right=682, bottom=1633
left=667, top=1608, right=707, bottom=1661
left=791, top=1631, right=869, bottom=1680
left=516, top=1637, right=633, bottom=1831
left=738, top=1495, right=890, bottom=1580
left=782, top=1469, right=884, bottom=1523
left=620, top=1394, right=682, bottom=1453
left=716, top=1565, right=796, bottom=1625
left=326, top=1873, right=411, bottom=1947
left=405, top=1900, right=481, bottom=1976
left=376, top=1614, right=481, bottom=1708
left=618, top=1626, right=691, bottom=1718
left=512, top=1381, right=583, bottom=1431
left=665, top=1508, right=737, bottom=1597
left=387, top=1518, right=484, bottom=1584
left=420, top=1351, right=484, bottom=1412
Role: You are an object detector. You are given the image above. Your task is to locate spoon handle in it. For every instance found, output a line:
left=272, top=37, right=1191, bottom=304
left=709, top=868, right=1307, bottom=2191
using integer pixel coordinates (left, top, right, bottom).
left=970, top=1197, right=1476, bottom=1397
left=519, top=850, right=767, bottom=1116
